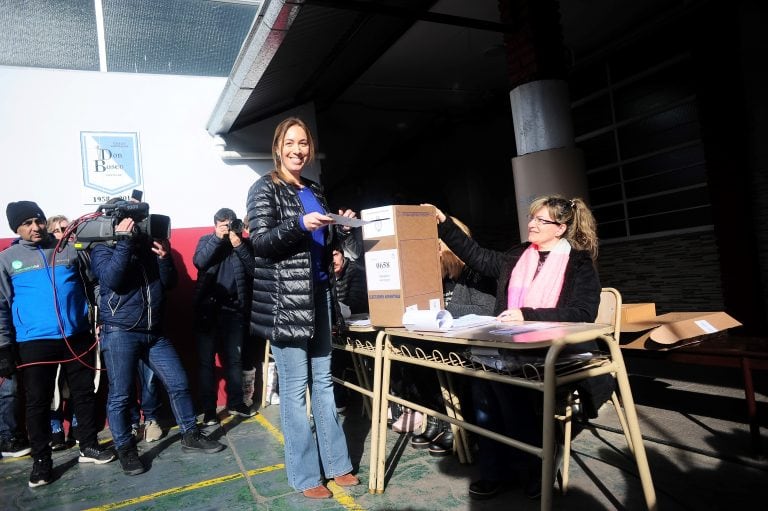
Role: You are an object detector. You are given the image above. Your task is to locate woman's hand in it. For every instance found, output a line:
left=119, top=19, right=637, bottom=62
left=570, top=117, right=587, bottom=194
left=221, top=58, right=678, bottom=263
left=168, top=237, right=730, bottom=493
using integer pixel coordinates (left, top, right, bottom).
left=421, top=203, right=446, bottom=223
left=337, top=208, right=357, bottom=232
left=497, top=309, right=524, bottom=322
left=302, top=211, right=334, bottom=232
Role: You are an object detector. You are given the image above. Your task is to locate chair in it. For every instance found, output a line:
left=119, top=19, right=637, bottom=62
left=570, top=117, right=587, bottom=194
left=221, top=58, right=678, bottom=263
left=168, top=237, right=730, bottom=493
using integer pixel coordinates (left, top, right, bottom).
left=261, top=340, right=275, bottom=408
left=556, top=287, right=633, bottom=493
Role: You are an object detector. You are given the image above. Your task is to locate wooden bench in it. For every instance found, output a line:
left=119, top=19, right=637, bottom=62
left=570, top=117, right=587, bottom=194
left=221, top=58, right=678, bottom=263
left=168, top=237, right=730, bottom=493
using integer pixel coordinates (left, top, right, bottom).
left=622, top=333, right=768, bottom=458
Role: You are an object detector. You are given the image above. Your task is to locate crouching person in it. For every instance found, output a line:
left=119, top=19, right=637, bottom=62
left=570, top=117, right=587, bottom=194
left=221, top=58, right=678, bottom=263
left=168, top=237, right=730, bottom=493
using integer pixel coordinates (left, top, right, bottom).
left=90, top=217, right=225, bottom=476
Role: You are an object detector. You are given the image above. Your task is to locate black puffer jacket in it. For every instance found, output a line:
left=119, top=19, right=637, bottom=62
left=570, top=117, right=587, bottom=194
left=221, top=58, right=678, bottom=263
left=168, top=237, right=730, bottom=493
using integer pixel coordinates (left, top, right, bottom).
left=246, top=173, right=351, bottom=343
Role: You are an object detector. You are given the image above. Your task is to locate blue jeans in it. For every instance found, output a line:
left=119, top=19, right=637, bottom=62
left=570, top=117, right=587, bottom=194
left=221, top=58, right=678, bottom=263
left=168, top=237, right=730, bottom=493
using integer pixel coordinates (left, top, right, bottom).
left=129, top=359, right=160, bottom=425
left=196, top=308, right=245, bottom=411
left=0, top=374, right=19, bottom=441
left=100, top=326, right=197, bottom=449
left=270, top=287, right=353, bottom=491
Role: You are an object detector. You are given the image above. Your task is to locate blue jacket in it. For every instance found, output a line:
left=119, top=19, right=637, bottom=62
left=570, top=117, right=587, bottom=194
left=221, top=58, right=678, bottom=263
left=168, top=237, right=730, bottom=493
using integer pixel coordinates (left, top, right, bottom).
left=90, top=238, right=177, bottom=332
left=0, top=236, right=92, bottom=346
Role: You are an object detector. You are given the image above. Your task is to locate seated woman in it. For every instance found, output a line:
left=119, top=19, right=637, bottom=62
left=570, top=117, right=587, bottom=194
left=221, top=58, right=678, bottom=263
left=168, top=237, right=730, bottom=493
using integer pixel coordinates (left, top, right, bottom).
left=431, top=195, right=610, bottom=500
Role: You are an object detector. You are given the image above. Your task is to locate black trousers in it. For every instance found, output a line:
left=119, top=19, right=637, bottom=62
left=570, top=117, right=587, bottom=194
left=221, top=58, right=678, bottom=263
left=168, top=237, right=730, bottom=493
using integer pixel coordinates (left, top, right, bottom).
left=17, top=333, right=100, bottom=460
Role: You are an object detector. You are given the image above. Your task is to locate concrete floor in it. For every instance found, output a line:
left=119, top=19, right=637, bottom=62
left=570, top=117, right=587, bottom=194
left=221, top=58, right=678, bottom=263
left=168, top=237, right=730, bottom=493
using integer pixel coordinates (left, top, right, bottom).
left=1, top=355, right=766, bottom=510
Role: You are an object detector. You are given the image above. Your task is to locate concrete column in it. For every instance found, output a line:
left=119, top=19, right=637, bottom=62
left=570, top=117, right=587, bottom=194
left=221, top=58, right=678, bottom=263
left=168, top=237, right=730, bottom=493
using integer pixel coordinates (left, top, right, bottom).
left=498, top=0, right=588, bottom=240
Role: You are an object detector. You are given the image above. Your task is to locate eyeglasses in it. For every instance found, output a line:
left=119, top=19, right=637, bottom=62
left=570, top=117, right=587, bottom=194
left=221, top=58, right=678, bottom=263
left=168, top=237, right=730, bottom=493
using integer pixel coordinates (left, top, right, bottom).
left=528, top=216, right=560, bottom=226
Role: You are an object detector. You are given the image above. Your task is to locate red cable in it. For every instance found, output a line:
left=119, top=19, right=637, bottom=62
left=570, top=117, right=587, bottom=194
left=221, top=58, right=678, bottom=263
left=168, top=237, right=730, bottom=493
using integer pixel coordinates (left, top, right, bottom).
left=15, top=212, right=106, bottom=371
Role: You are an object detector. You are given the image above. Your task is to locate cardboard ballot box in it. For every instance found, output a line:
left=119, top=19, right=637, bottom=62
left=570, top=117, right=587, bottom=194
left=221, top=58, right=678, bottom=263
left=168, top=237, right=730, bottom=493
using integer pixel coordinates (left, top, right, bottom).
left=620, top=303, right=742, bottom=350
left=360, top=205, right=444, bottom=327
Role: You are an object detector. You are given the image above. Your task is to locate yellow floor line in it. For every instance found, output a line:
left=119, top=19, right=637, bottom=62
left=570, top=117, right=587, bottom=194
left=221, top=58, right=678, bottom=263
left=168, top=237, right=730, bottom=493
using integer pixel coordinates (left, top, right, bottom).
left=81, top=412, right=363, bottom=511
left=84, top=464, right=284, bottom=511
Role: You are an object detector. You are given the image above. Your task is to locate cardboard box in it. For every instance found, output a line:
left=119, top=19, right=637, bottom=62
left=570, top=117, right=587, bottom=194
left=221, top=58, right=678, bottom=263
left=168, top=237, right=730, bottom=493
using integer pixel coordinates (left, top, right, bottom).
left=621, top=311, right=742, bottom=351
left=621, top=303, right=656, bottom=326
left=361, top=205, right=444, bottom=327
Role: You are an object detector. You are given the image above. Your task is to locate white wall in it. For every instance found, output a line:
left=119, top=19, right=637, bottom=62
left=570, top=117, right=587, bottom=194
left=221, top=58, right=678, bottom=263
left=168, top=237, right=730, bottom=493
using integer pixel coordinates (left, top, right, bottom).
left=0, top=66, right=292, bottom=237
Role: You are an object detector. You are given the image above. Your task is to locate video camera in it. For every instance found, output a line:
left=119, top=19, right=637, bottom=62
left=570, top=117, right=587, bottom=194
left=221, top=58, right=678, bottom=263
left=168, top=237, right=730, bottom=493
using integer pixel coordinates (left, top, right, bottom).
left=73, top=200, right=171, bottom=249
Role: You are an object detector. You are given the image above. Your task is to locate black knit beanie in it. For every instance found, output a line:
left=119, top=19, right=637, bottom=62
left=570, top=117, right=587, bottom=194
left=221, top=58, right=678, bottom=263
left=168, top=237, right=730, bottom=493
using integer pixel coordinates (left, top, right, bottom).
left=6, top=201, right=46, bottom=233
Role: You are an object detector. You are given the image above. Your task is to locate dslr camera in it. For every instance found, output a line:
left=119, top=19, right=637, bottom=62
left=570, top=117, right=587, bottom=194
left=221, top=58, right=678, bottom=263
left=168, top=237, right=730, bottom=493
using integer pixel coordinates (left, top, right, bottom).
left=73, top=200, right=171, bottom=249
left=229, top=218, right=244, bottom=234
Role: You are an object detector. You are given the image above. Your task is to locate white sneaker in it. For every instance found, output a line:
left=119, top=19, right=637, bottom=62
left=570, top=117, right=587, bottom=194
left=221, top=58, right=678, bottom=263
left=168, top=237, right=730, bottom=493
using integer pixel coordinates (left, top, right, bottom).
left=143, top=420, right=163, bottom=442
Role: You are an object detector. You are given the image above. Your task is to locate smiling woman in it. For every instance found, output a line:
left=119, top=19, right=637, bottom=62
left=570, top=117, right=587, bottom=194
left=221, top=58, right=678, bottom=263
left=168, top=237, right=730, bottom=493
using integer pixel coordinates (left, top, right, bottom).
left=246, top=117, right=361, bottom=499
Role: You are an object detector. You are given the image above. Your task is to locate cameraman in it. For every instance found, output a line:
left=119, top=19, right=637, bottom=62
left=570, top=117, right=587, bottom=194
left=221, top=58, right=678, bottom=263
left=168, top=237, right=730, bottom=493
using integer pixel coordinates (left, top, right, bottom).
left=90, top=215, right=225, bottom=477
left=193, top=208, right=256, bottom=424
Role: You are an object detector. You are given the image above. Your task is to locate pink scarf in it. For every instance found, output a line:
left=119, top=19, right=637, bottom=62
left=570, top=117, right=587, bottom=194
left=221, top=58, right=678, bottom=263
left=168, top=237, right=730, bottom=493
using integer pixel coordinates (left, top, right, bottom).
left=507, top=239, right=571, bottom=309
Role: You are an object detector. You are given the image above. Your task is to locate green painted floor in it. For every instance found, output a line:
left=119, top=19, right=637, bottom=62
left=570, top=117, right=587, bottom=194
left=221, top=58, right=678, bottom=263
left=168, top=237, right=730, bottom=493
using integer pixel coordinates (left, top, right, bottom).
left=2, top=357, right=767, bottom=510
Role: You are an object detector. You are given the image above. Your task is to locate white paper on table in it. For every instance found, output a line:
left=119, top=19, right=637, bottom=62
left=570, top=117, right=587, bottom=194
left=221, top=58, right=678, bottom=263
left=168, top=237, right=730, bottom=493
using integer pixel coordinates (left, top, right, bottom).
left=346, top=313, right=371, bottom=327
left=402, top=309, right=454, bottom=332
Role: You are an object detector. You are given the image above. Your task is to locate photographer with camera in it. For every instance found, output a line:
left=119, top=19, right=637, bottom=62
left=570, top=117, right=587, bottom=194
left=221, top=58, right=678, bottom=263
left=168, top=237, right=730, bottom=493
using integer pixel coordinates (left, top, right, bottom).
left=90, top=207, right=225, bottom=477
left=192, top=208, right=256, bottom=424
left=1, top=201, right=115, bottom=488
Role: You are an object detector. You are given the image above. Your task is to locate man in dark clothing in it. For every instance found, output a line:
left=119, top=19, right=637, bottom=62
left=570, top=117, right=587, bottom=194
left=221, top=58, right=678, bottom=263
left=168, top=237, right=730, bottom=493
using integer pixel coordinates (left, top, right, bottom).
left=90, top=215, right=225, bottom=476
left=332, top=247, right=368, bottom=316
left=193, top=208, right=256, bottom=424
left=330, top=245, right=368, bottom=412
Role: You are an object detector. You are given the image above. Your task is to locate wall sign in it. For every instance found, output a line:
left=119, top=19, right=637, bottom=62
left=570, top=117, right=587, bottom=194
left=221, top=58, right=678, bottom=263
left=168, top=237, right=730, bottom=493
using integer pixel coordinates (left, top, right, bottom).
left=80, top=131, right=143, bottom=205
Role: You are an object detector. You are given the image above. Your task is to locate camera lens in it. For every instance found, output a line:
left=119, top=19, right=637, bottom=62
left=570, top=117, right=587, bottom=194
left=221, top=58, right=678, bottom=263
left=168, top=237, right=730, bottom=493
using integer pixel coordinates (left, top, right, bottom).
left=229, top=219, right=243, bottom=233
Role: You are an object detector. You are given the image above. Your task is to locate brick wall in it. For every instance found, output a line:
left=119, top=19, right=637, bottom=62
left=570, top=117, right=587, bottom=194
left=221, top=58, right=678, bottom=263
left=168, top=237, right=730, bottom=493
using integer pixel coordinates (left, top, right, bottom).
left=598, top=231, right=724, bottom=313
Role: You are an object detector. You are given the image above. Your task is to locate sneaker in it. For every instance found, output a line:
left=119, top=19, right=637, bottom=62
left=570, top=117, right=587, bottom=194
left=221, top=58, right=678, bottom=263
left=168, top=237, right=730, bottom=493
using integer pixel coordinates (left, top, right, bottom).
left=78, top=445, right=116, bottom=464
left=1, top=436, right=31, bottom=457
left=228, top=403, right=256, bottom=418
left=28, top=457, right=53, bottom=488
left=50, top=431, right=68, bottom=451
left=143, top=420, right=163, bottom=442
left=118, top=448, right=146, bottom=476
left=181, top=430, right=225, bottom=454
left=201, top=410, right=219, bottom=426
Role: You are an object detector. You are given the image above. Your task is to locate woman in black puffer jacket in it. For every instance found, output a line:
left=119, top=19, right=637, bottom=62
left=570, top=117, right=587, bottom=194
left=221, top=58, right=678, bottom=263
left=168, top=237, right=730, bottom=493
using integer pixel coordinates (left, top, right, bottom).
left=246, top=117, right=360, bottom=499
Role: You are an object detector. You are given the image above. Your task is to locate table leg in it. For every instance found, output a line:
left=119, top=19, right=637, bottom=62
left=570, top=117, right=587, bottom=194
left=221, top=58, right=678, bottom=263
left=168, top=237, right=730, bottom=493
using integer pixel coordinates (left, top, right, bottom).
left=368, top=330, right=386, bottom=493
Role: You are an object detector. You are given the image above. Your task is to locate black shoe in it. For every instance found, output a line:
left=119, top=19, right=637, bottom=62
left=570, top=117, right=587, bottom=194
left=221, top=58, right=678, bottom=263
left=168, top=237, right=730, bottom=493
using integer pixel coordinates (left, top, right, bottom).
left=181, top=430, right=225, bottom=454
left=1, top=436, right=31, bottom=457
left=201, top=410, right=219, bottom=426
left=29, top=457, right=53, bottom=488
left=69, top=425, right=79, bottom=445
left=411, top=416, right=441, bottom=449
left=50, top=431, right=68, bottom=451
left=525, top=476, right=542, bottom=499
left=78, top=445, right=116, bottom=464
left=469, top=479, right=505, bottom=500
left=427, top=428, right=454, bottom=457
left=118, top=448, right=146, bottom=476
left=228, top=403, right=256, bottom=418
